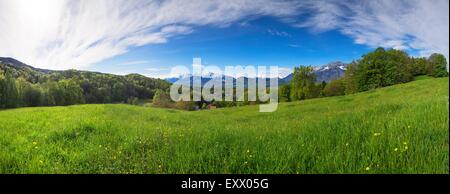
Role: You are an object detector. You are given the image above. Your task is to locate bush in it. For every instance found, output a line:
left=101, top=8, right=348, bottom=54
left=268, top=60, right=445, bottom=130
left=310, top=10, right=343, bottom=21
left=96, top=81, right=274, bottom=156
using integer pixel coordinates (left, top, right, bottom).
left=152, top=89, right=172, bottom=108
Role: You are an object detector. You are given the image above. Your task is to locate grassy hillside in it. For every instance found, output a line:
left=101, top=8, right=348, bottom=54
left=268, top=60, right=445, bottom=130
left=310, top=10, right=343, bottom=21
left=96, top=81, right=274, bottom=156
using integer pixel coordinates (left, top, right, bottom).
left=0, top=77, right=448, bottom=174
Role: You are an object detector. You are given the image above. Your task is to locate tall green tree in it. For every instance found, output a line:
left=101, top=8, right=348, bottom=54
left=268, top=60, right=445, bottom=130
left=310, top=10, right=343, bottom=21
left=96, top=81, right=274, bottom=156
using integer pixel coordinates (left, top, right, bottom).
left=152, top=89, right=172, bottom=108
left=278, top=84, right=291, bottom=102
left=290, top=66, right=317, bottom=101
left=411, top=57, right=428, bottom=76
left=58, top=79, right=84, bottom=105
left=427, top=53, right=448, bottom=77
left=0, top=71, right=19, bottom=108
left=343, top=61, right=359, bottom=94
left=354, top=47, right=413, bottom=91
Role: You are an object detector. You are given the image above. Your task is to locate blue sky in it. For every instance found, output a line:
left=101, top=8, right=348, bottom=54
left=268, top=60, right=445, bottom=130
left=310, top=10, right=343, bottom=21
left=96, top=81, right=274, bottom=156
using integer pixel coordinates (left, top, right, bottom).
left=0, top=0, right=448, bottom=78
left=88, top=17, right=373, bottom=78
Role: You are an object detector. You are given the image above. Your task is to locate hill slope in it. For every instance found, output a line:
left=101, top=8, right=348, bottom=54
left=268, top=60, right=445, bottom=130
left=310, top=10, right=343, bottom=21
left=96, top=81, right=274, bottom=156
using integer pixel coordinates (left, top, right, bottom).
left=0, top=57, right=170, bottom=104
left=0, top=77, right=448, bottom=173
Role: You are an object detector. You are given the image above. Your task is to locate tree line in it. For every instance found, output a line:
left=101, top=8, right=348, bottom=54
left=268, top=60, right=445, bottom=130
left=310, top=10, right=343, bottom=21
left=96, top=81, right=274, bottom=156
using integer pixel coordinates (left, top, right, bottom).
left=280, top=48, right=448, bottom=101
left=2, top=48, right=447, bottom=110
left=152, top=48, right=448, bottom=111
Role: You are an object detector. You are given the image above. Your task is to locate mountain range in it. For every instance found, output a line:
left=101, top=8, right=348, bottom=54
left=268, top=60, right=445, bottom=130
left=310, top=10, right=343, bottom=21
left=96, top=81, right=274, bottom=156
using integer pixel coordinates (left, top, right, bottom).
left=165, top=61, right=348, bottom=86
left=279, top=61, right=347, bottom=84
left=1, top=57, right=347, bottom=86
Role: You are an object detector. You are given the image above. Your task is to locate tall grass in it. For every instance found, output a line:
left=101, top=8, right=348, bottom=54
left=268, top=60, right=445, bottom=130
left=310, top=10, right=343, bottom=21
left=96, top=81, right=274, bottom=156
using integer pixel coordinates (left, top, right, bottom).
left=0, top=77, right=448, bottom=174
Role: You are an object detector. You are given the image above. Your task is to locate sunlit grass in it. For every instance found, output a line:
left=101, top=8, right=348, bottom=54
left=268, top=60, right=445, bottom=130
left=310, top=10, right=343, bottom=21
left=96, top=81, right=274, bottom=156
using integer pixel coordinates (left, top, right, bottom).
left=0, top=77, right=448, bottom=174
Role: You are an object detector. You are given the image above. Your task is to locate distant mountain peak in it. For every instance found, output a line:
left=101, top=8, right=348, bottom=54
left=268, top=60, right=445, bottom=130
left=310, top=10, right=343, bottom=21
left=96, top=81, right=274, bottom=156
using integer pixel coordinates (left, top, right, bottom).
left=280, top=61, right=348, bottom=84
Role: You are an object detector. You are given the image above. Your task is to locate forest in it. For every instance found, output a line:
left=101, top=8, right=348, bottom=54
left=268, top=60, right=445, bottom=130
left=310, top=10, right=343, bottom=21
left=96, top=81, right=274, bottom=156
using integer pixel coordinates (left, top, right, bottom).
left=0, top=61, right=170, bottom=108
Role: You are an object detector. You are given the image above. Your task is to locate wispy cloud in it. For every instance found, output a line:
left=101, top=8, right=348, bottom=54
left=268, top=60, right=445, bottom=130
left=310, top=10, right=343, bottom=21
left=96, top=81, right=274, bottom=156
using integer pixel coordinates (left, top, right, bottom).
left=0, top=0, right=301, bottom=70
left=288, top=44, right=301, bottom=48
left=295, top=0, right=449, bottom=60
left=0, top=0, right=448, bottom=71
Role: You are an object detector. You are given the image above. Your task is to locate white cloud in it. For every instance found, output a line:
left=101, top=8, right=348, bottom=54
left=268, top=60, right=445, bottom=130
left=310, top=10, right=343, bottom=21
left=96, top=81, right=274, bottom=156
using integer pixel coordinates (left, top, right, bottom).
left=267, top=29, right=291, bottom=37
left=277, top=67, right=293, bottom=78
left=0, top=0, right=448, bottom=71
left=295, top=0, right=449, bottom=62
left=0, top=0, right=301, bottom=70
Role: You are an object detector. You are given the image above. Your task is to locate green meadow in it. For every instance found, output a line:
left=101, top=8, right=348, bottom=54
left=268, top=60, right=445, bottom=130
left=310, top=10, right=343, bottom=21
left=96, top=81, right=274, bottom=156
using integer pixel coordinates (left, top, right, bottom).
left=0, top=77, right=448, bottom=174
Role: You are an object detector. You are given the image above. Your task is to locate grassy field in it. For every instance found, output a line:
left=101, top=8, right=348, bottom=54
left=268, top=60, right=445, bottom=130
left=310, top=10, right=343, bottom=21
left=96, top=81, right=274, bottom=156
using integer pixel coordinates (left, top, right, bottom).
left=0, top=77, right=448, bottom=174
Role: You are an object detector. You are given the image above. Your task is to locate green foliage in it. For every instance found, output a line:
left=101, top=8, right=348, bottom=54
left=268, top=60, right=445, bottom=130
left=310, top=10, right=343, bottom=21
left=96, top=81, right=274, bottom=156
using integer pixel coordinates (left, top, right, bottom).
left=342, top=62, right=359, bottom=95
left=0, top=77, right=447, bottom=173
left=354, top=48, right=413, bottom=91
left=411, top=57, right=428, bottom=76
left=278, top=84, right=291, bottom=102
left=427, top=53, right=448, bottom=77
left=20, top=80, right=43, bottom=107
left=0, top=61, right=170, bottom=109
left=0, top=71, right=19, bottom=108
left=58, top=79, right=85, bottom=105
left=152, top=89, right=172, bottom=108
left=323, top=78, right=345, bottom=97
left=290, top=66, right=317, bottom=100
left=284, top=49, right=447, bottom=103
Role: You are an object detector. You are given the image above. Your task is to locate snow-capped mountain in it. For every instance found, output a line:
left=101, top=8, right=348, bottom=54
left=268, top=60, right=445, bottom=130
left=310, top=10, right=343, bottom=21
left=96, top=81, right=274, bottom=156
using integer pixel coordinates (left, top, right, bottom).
left=165, top=61, right=348, bottom=86
left=280, top=61, right=347, bottom=84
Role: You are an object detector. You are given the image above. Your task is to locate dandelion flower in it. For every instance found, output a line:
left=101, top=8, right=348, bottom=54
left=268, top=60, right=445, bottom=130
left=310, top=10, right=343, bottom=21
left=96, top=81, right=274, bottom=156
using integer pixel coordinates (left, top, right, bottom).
left=345, top=143, right=349, bottom=146
left=403, top=142, right=407, bottom=145
left=246, top=149, right=250, bottom=153
left=404, top=146, right=408, bottom=150
left=394, top=148, right=398, bottom=152
left=32, top=142, right=37, bottom=145
left=365, top=167, right=370, bottom=171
